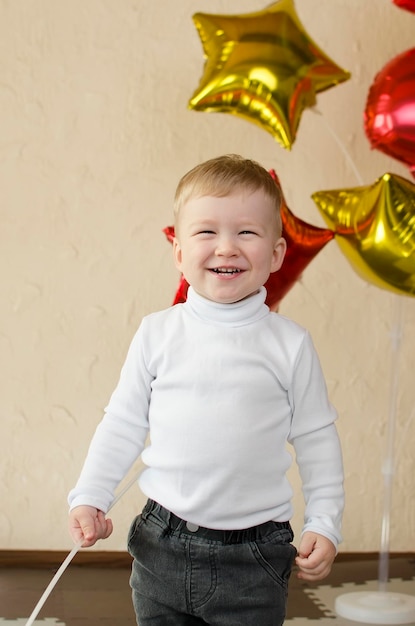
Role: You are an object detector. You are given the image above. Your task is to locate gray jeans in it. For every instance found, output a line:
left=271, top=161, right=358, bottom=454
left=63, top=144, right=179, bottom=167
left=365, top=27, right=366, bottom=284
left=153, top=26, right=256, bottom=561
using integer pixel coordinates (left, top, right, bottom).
left=128, top=499, right=296, bottom=625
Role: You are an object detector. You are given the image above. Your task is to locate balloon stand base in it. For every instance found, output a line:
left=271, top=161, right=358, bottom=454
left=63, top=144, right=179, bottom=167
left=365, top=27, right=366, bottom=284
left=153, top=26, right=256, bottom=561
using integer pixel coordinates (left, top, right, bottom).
left=335, top=591, right=415, bottom=624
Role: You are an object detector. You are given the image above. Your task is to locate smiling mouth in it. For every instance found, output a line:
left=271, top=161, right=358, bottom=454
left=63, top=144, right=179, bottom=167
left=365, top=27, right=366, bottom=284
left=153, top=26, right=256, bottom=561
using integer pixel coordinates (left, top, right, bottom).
left=210, top=267, right=243, bottom=275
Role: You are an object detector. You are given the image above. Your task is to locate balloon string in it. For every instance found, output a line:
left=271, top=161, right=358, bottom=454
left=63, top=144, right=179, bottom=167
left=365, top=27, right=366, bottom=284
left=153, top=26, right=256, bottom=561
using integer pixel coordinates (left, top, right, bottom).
left=378, top=295, right=404, bottom=592
left=24, top=471, right=140, bottom=626
left=312, top=107, right=365, bottom=186
left=24, top=542, right=83, bottom=626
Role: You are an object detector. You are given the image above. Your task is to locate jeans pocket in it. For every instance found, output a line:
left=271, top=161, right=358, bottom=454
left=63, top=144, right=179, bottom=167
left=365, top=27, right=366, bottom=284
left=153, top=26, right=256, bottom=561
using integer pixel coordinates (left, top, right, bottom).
left=250, top=539, right=297, bottom=587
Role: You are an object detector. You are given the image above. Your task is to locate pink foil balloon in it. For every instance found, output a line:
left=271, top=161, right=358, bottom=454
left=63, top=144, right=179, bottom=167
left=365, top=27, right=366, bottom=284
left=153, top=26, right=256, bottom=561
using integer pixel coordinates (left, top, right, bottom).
left=364, top=48, right=415, bottom=179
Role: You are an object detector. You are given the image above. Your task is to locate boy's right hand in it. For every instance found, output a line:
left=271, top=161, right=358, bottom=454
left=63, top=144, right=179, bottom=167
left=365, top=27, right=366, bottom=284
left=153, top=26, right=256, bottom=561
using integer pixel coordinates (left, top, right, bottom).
left=68, top=505, right=113, bottom=547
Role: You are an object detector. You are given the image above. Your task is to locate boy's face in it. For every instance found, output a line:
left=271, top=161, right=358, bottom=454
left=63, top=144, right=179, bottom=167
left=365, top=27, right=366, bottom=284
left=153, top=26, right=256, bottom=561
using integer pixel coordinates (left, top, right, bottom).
left=173, top=189, right=286, bottom=304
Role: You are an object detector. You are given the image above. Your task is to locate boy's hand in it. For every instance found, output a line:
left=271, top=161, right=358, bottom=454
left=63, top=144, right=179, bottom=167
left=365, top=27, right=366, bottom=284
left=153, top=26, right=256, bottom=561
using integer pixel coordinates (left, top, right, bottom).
left=295, top=531, right=336, bottom=581
left=68, top=505, right=113, bottom=547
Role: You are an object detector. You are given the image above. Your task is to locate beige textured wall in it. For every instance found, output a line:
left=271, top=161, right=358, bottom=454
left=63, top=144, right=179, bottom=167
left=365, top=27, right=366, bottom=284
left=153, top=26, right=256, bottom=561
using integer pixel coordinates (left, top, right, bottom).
left=1, top=0, right=414, bottom=553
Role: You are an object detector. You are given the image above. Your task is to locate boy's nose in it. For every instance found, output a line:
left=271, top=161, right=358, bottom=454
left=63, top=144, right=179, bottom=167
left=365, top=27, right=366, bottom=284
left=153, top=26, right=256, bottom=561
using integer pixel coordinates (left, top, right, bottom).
left=215, top=238, right=239, bottom=257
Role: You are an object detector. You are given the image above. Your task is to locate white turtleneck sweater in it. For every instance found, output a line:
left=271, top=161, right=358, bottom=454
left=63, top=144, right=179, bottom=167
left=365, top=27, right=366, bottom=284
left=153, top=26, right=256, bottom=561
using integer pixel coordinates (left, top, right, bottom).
left=68, top=287, right=344, bottom=548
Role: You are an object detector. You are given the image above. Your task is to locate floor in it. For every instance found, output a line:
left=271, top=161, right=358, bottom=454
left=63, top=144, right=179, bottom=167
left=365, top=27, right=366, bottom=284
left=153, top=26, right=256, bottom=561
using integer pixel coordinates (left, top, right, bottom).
left=1, top=554, right=414, bottom=625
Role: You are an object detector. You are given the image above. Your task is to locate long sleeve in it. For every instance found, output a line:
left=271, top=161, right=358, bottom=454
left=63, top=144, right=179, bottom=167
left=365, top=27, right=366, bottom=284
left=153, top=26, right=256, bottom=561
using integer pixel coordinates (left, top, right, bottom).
left=293, top=424, right=344, bottom=548
left=287, top=331, right=344, bottom=548
left=68, top=325, right=153, bottom=513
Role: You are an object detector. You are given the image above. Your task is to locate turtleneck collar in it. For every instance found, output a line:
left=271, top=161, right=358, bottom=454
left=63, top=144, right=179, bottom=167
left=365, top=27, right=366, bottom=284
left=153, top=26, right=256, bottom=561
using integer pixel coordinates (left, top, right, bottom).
left=184, top=286, right=269, bottom=327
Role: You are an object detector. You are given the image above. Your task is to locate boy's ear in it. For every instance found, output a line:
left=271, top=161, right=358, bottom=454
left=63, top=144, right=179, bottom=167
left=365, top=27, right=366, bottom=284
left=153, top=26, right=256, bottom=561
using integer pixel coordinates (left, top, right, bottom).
left=173, top=238, right=183, bottom=271
left=271, top=237, right=287, bottom=273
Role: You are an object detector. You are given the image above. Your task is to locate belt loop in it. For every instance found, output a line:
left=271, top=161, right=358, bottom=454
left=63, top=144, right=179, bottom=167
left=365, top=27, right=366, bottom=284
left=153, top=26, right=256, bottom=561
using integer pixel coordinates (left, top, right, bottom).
left=255, top=524, right=261, bottom=541
left=165, top=507, right=181, bottom=533
left=141, top=499, right=152, bottom=520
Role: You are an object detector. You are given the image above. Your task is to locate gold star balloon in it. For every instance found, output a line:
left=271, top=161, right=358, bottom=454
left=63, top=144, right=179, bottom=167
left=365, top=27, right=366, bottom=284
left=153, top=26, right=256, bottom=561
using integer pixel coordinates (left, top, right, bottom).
left=189, top=0, right=350, bottom=149
left=312, top=173, right=415, bottom=296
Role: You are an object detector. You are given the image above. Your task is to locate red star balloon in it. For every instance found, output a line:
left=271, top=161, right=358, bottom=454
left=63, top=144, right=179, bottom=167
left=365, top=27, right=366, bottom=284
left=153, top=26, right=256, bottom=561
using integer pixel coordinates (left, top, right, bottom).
left=163, top=226, right=190, bottom=305
left=189, top=0, right=350, bottom=150
left=267, top=171, right=335, bottom=308
left=312, top=173, right=415, bottom=296
left=392, top=0, right=415, bottom=12
left=364, top=48, right=415, bottom=179
left=164, top=170, right=335, bottom=310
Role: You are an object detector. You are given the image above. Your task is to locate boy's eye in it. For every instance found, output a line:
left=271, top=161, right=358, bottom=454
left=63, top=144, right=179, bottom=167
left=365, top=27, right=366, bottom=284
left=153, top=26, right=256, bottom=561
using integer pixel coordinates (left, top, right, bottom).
left=239, top=230, right=256, bottom=235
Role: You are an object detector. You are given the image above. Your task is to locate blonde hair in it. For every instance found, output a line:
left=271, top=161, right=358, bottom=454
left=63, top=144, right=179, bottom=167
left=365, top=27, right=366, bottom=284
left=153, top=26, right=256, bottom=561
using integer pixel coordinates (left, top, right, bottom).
left=174, top=154, right=283, bottom=234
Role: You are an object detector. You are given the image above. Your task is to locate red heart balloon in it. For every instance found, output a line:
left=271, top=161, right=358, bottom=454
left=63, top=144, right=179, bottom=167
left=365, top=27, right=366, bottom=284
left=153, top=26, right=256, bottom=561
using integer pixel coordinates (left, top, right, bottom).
left=364, top=48, right=415, bottom=179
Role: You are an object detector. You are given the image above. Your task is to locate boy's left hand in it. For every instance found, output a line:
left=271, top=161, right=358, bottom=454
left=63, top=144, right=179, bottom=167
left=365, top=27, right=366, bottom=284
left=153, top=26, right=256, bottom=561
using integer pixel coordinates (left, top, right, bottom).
left=295, top=531, right=336, bottom=581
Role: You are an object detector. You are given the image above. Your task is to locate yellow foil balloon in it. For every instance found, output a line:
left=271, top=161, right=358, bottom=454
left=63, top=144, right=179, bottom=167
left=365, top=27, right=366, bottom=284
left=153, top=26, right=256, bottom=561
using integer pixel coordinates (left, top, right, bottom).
left=189, top=0, right=350, bottom=150
left=312, top=173, right=415, bottom=296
